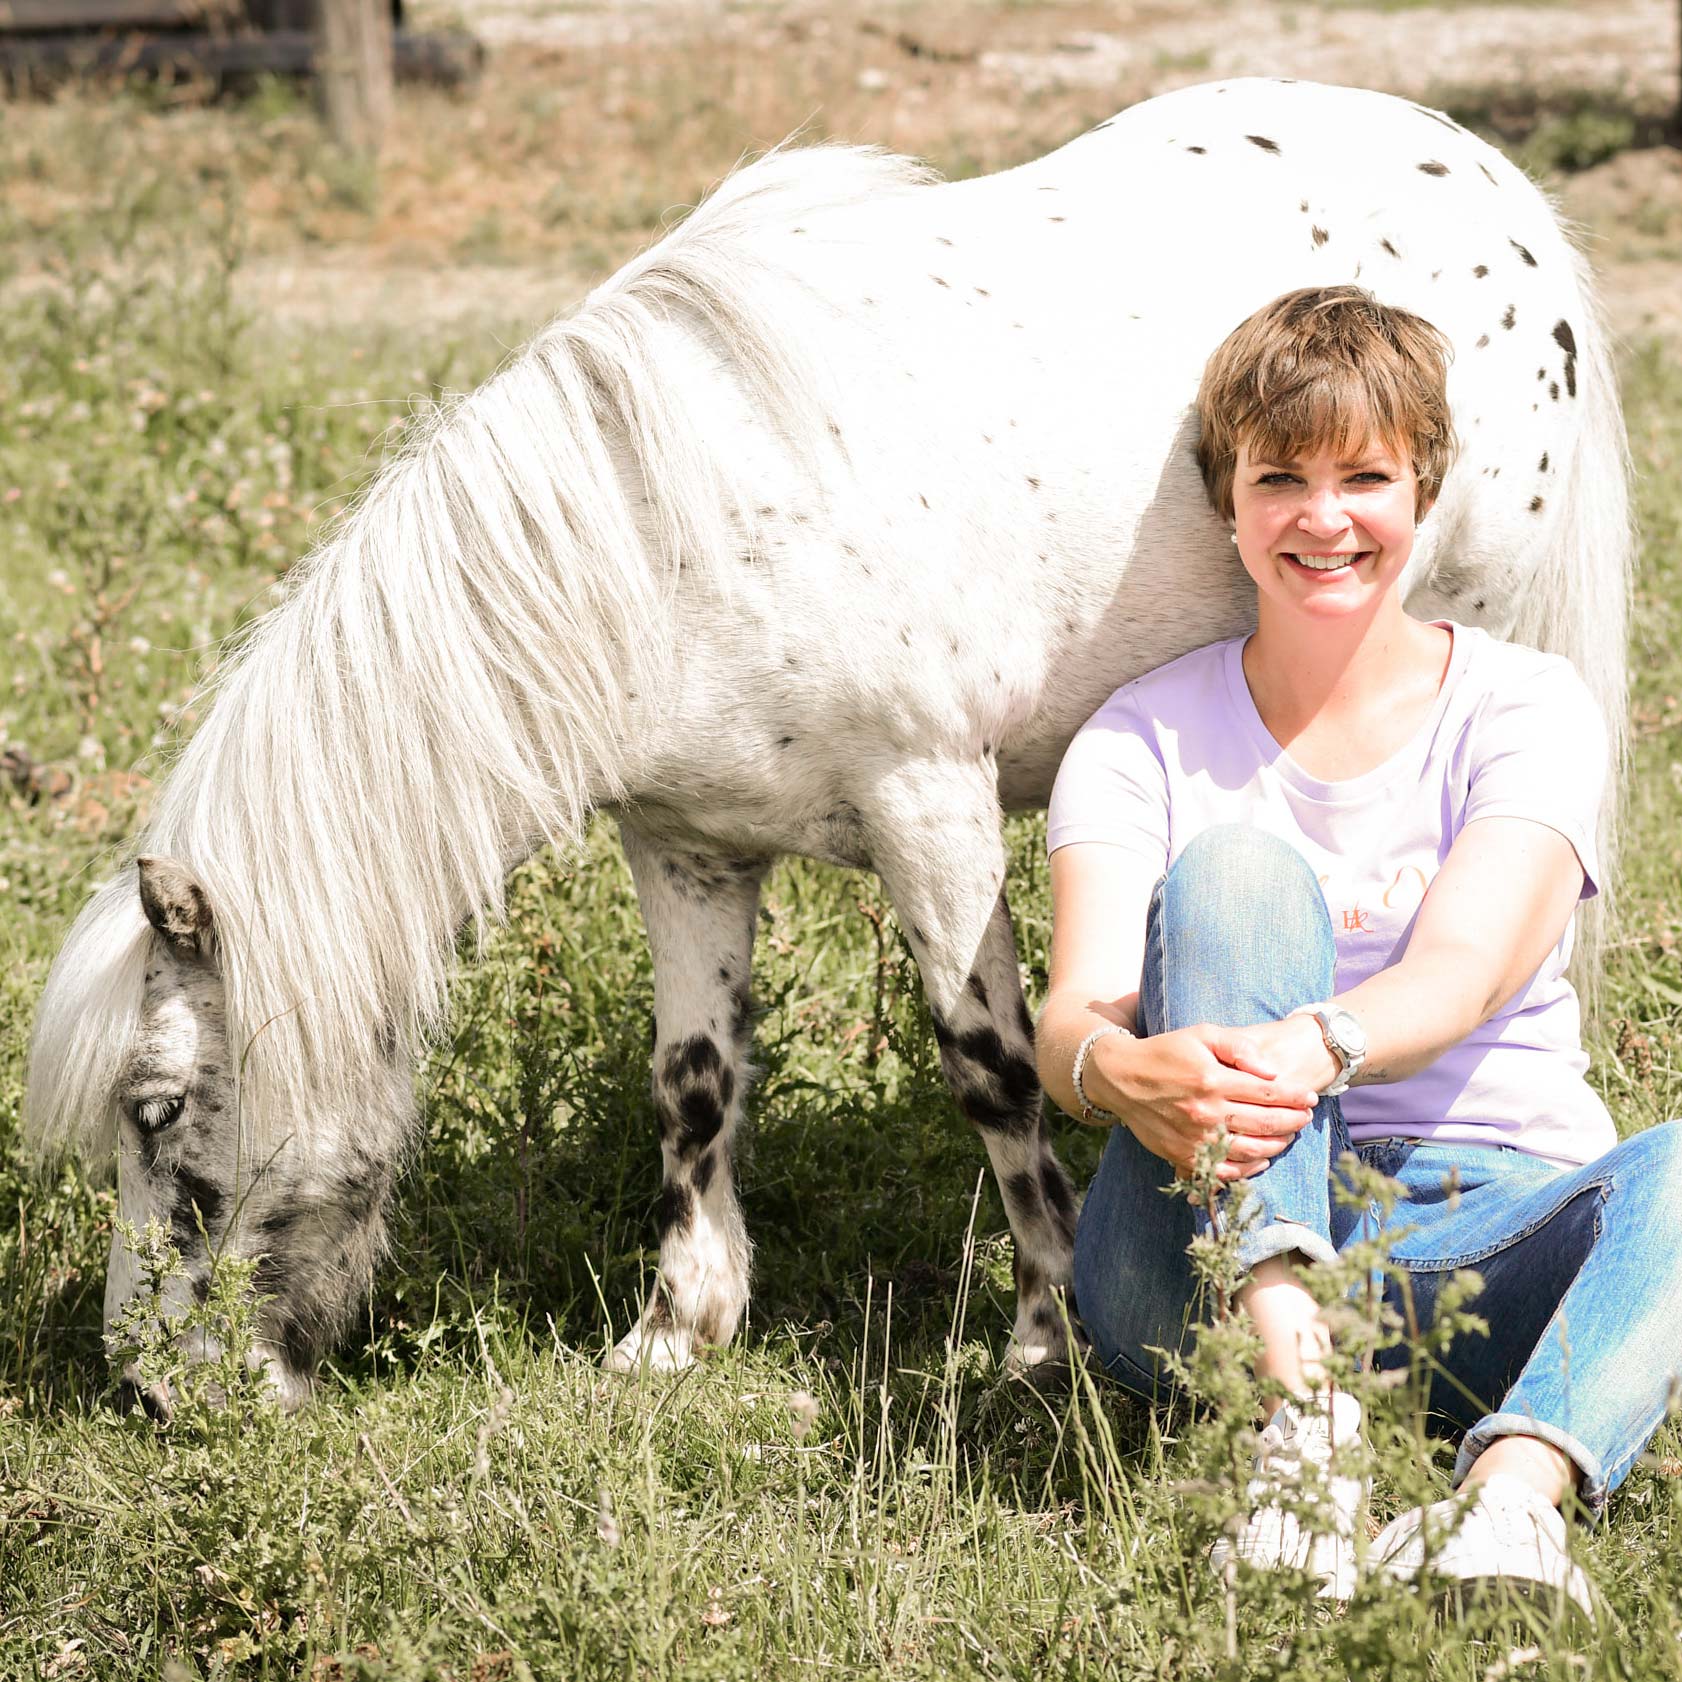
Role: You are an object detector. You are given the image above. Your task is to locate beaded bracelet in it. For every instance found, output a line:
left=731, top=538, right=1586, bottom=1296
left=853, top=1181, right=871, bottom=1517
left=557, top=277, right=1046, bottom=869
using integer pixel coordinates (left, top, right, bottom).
left=1072, top=1023, right=1134, bottom=1123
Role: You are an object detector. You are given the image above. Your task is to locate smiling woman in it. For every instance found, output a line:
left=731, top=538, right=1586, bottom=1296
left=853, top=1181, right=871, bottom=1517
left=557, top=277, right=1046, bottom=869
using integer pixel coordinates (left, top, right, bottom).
left=1038, top=284, right=1671, bottom=1617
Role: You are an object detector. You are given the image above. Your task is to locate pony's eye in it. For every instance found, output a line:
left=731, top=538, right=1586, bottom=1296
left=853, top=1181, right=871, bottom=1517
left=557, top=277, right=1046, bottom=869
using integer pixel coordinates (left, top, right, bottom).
left=131, top=1096, right=185, bottom=1134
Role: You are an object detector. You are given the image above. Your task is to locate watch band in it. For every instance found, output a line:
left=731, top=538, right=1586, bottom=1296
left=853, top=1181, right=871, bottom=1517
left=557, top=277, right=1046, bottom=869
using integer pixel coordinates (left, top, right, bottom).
left=1293, top=1003, right=1366, bottom=1096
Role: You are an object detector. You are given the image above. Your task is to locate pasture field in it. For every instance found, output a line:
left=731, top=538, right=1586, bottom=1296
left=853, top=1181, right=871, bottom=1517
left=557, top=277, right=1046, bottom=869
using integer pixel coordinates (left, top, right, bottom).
left=3, top=5, right=1682, bottom=1676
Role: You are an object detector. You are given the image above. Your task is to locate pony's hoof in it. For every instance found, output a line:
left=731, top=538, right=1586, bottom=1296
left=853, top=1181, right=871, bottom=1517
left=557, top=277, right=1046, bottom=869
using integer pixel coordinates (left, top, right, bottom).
left=1003, top=1309, right=1088, bottom=1380
left=604, top=1321, right=695, bottom=1375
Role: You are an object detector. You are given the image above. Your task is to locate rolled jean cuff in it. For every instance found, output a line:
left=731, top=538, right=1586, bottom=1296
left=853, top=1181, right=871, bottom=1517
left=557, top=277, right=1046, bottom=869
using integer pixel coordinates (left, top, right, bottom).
left=1453, top=1413, right=1606, bottom=1519
left=1233, top=1216, right=1338, bottom=1277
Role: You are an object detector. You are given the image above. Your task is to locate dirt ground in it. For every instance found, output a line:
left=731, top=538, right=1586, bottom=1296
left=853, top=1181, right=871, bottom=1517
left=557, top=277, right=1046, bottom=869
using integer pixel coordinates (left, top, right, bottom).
left=7, top=0, right=1680, bottom=343
left=328, top=0, right=1682, bottom=342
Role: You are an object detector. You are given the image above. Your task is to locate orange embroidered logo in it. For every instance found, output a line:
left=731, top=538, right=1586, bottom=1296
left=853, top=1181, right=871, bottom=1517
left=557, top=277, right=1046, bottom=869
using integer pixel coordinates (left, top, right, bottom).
left=1341, top=906, right=1374, bottom=934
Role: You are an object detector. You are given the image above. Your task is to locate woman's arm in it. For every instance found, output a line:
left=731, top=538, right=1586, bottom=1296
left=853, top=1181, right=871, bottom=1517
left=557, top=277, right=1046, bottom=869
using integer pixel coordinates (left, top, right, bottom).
left=1232, top=816, right=1587, bottom=1091
left=1335, top=816, right=1585, bottom=1085
left=1038, top=843, right=1319, bottom=1178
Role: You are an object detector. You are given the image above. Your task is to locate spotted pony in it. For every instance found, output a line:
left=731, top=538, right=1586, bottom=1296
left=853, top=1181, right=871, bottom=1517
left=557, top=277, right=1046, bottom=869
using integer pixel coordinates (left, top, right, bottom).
left=27, top=79, right=1630, bottom=1409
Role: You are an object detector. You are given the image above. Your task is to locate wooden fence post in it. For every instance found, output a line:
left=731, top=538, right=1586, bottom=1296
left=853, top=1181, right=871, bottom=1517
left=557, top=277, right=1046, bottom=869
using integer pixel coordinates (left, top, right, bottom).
left=316, top=0, right=393, bottom=158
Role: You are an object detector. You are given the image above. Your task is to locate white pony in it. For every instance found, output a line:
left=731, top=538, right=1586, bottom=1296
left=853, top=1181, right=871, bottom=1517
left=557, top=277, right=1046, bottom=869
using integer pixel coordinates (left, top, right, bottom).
left=26, top=79, right=1630, bottom=1412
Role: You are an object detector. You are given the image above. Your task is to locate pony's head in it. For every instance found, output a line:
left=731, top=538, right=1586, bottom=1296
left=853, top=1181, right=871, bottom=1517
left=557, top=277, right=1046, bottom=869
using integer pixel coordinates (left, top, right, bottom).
left=26, top=857, right=410, bottom=1418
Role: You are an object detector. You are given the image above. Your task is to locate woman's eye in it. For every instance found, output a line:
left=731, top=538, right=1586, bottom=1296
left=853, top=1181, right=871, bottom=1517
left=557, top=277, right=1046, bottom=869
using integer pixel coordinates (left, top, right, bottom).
left=132, top=1096, right=185, bottom=1134
left=1258, top=473, right=1296, bottom=486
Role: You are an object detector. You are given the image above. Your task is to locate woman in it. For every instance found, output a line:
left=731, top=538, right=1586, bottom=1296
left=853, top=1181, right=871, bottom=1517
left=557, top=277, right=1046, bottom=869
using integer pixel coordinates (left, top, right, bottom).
left=1037, top=285, right=1677, bottom=1611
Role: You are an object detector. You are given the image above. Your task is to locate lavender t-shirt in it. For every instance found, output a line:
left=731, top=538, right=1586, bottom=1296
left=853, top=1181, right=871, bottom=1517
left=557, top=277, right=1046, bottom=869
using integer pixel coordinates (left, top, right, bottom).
left=1046, top=624, right=1613, bottom=1166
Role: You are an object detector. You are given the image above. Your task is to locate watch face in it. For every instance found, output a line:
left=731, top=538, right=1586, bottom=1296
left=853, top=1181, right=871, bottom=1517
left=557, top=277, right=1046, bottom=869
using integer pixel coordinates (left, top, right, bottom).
left=1327, top=1007, right=1367, bottom=1058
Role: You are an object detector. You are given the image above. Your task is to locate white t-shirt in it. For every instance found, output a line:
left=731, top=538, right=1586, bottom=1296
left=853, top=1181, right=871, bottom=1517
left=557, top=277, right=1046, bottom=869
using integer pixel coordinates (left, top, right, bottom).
left=1046, top=623, right=1613, bottom=1166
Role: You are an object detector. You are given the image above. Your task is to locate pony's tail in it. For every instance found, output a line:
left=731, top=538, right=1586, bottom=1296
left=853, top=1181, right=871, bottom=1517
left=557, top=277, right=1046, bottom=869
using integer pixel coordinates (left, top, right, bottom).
left=1507, top=247, right=1633, bottom=1008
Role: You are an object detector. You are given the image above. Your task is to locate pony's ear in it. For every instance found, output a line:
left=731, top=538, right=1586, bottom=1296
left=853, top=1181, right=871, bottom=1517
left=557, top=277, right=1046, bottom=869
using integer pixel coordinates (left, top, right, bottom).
left=137, top=856, right=216, bottom=961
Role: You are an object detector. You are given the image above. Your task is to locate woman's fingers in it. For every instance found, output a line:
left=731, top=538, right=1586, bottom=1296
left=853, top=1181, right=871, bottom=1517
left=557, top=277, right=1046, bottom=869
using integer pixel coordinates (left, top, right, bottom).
left=1200, top=1026, right=1277, bottom=1081
left=1218, top=1101, right=1316, bottom=1138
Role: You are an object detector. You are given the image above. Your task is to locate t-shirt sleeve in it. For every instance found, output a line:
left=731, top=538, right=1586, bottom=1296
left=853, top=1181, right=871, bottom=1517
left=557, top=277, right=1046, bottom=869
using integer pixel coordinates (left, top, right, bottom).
left=1046, top=686, right=1172, bottom=868
left=1462, top=656, right=1608, bottom=898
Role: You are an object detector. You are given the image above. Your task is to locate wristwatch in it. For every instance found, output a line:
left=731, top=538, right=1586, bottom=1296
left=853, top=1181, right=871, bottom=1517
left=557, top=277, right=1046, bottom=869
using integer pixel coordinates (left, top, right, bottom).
left=1294, top=1003, right=1368, bottom=1096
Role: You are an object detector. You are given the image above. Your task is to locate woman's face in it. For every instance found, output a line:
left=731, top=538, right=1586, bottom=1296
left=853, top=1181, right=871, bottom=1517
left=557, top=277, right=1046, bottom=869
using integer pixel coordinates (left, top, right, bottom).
left=1230, top=433, right=1420, bottom=625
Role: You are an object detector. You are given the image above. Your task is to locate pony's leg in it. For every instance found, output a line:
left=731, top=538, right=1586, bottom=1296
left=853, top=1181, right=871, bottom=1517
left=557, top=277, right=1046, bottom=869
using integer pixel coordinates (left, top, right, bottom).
left=865, top=762, right=1081, bottom=1369
left=607, top=823, right=767, bottom=1374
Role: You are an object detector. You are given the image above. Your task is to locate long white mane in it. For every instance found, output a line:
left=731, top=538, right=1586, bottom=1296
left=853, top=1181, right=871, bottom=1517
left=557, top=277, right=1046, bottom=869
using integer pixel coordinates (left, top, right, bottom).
left=25, top=142, right=934, bottom=1161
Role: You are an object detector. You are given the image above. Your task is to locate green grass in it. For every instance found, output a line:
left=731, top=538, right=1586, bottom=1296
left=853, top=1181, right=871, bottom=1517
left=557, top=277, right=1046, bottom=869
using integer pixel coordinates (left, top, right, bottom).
left=3, top=113, right=1682, bottom=1682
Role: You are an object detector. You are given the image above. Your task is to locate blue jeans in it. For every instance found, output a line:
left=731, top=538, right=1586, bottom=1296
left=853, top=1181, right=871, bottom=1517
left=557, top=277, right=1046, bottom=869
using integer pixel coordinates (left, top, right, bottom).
left=1072, top=825, right=1682, bottom=1515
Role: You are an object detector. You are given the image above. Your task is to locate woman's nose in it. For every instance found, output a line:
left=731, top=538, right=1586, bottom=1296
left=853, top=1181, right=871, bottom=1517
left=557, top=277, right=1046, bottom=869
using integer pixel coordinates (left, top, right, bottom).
left=1297, top=488, right=1350, bottom=536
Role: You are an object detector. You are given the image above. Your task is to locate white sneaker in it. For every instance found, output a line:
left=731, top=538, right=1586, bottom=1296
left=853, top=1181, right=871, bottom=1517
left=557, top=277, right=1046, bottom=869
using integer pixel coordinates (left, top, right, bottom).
left=1208, top=1390, right=1367, bottom=1600
left=1372, top=1473, right=1595, bottom=1624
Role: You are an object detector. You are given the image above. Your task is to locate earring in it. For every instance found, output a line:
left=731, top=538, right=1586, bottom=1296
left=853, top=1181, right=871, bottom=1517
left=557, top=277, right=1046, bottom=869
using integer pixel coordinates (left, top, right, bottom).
left=1229, top=531, right=1239, bottom=546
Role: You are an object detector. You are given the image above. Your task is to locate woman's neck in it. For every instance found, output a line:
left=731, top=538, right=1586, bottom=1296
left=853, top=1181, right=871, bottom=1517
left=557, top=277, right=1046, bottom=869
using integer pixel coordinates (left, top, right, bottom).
left=1241, top=601, right=1453, bottom=763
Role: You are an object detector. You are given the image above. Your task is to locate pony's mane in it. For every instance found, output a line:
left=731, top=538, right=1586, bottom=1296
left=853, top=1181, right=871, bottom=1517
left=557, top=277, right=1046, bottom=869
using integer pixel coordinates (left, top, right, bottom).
left=26, top=141, right=936, bottom=1162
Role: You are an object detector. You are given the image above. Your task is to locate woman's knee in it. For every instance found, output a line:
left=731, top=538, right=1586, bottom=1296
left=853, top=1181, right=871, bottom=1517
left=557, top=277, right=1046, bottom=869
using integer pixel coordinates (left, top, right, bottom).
left=1157, top=826, right=1334, bottom=994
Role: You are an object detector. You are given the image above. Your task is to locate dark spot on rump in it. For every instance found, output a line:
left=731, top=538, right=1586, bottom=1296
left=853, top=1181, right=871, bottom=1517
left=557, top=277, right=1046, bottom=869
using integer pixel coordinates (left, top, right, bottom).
left=1311, top=225, right=1329, bottom=247
left=1473, top=265, right=1489, bottom=278
left=1509, top=238, right=1537, bottom=267
left=1529, top=496, right=1544, bottom=513
left=919, top=493, right=930, bottom=509
left=1048, top=216, right=1066, bottom=223
left=1537, top=367, right=1546, bottom=380
left=1186, top=145, right=1206, bottom=155
left=1299, top=199, right=1309, bottom=212
left=1502, top=304, right=1516, bottom=329
left=935, top=235, right=953, bottom=246
left=974, top=286, right=990, bottom=297
left=1380, top=237, right=1399, bottom=258
left=1246, top=135, right=1280, bottom=153
left=1539, top=452, right=1549, bottom=473
left=1025, top=475, right=1040, bottom=490
left=1549, top=381, right=1560, bottom=401
left=1475, top=334, right=1490, bottom=349
left=1554, top=320, right=1578, bottom=396
left=930, top=275, right=950, bottom=288
left=1479, top=162, right=1497, bottom=185
left=1418, top=160, right=1449, bottom=176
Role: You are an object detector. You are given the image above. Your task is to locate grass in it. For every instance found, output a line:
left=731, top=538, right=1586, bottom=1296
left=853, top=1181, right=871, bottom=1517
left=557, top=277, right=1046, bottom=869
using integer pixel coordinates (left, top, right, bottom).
left=2, top=56, right=1682, bottom=1682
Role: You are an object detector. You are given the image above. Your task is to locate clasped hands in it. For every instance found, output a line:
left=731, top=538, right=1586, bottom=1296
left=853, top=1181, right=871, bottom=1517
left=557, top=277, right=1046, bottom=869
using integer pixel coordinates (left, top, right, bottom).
left=1084, top=1016, right=1341, bottom=1181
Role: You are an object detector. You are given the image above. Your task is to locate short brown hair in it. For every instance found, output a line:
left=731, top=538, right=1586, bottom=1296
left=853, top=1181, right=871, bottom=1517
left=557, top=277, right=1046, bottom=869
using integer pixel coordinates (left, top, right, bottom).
left=1194, top=286, right=1456, bottom=521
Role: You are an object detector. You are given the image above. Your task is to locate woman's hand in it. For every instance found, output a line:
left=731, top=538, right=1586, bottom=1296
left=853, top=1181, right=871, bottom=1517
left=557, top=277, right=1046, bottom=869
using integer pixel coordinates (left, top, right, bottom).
left=1086, top=1021, right=1322, bottom=1181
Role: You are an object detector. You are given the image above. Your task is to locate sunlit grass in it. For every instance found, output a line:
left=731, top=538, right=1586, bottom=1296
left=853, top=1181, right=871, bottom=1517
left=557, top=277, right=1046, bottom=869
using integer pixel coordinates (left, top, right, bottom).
left=1, top=61, right=1681, bottom=1682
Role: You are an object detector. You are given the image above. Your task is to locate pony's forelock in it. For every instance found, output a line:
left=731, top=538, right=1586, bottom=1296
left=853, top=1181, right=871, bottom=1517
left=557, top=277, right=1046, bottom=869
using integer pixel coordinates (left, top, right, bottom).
left=26, top=872, right=150, bottom=1161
